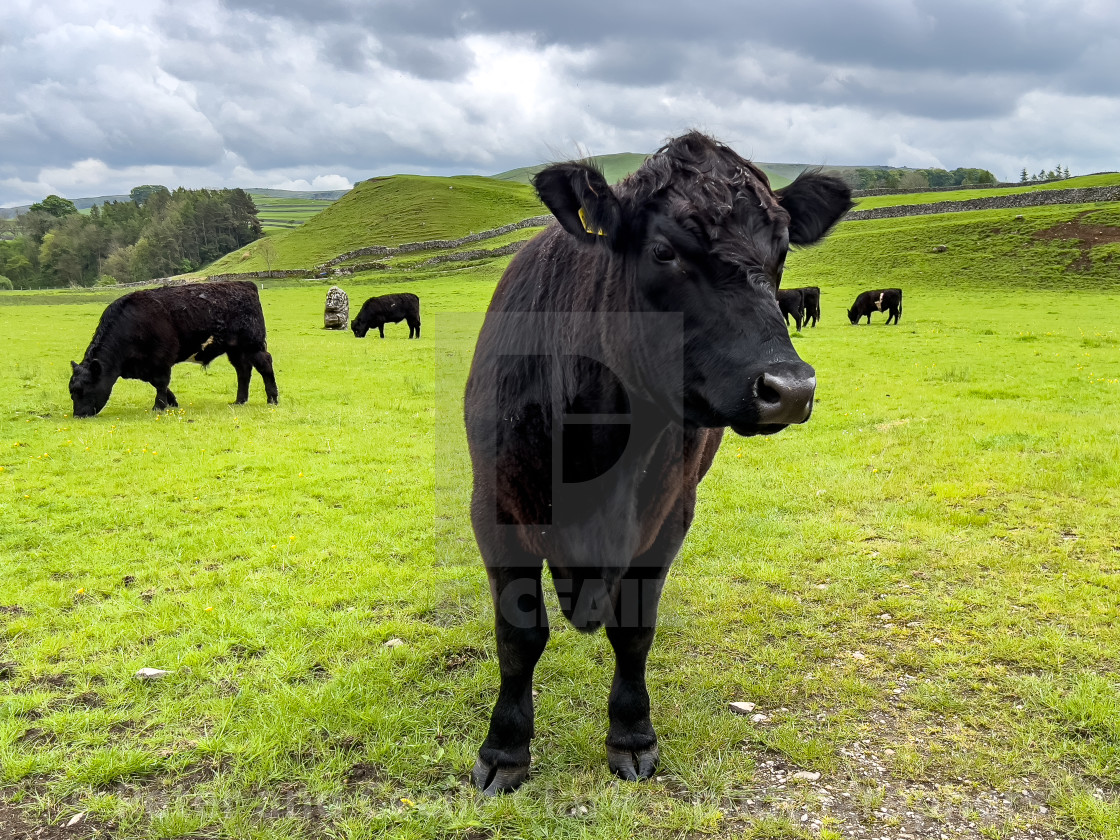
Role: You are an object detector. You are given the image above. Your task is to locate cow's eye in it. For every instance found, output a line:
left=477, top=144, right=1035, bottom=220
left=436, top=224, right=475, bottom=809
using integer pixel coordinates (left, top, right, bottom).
left=652, top=242, right=675, bottom=262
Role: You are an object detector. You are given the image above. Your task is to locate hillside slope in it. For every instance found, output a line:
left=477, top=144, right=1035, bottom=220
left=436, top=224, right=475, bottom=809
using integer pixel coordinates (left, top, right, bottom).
left=493, top=152, right=794, bottom=189
left=206, top=175, right=545, bottom=273
left=789, top=201, right=1120, bottom=294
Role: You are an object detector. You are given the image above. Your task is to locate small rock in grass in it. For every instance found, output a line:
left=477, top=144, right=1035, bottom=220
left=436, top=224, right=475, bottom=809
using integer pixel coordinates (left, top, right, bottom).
left=750, top=713, right=769, bottom=724
left=850, top=651, right=868, bottom=661
left=383, top=638, right=405, bottom=648
left=135, top=667, right=172, bottom=680
left=729, top=701, right=757, bottom=715
left=792, top=771, right=821, bottom=781
left=65, top=812, right=86, bottom=827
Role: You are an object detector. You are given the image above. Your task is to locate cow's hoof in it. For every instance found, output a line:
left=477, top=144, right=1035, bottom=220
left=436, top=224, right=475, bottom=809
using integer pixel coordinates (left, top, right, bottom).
left=471, top=757, right=529, bottom=795
left=608, top=744, right=659, bottom=781
left=268, top=397, right=279, bottom=405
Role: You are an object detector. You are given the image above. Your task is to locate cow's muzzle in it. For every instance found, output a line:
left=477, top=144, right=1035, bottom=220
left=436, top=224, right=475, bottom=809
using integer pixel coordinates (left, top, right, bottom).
left=751, top=361, right=816, bottom=428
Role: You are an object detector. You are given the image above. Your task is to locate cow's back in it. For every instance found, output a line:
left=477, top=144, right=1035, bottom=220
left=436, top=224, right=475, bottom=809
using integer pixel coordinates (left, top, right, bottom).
left=153, top=282, right=267, bottom=358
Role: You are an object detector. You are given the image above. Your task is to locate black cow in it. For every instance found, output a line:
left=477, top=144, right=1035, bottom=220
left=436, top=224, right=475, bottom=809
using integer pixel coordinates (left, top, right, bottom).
left=69, top=281, right=278, bottom=418
left=351, top=293, right=421, bottom=338
left=800, top=286, right=821, bottom=327
left=777, top=288, right=805, bottom=330
left=848, top=288, right=902, bottom=325
left=463, top=132, right=851, bottom=793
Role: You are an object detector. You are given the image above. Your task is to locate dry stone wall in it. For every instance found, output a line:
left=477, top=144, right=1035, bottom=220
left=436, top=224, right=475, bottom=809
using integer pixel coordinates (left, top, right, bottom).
left=846, top=185, right=1120, bottom=222
left=321, top=215, right=551, bottom=269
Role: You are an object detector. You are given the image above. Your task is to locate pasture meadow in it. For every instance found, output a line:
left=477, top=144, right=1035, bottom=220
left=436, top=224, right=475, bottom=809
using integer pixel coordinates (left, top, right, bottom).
left=2, top=201, right=1120, bottom=838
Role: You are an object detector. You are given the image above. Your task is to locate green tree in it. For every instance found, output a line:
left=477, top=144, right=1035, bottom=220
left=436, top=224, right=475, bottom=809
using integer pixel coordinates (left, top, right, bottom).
left=0, top=239, right=37, bottom=288
left=130, top=185, right=170, bottom=207
left=897, top=170, right=929, bottom=190
left=1020, top=168, right=1029, bottom=183
left=0, top=275, right=13, bottom=291
left=28, top=194, right=78, bottom=218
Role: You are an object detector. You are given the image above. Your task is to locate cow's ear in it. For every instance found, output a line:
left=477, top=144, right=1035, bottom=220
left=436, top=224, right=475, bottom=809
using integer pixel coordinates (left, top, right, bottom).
left=532, top=163, right=622, bottom=248
left=70, top=360, right=78, bottom=372
left=776, top=171, right=853, bottom=246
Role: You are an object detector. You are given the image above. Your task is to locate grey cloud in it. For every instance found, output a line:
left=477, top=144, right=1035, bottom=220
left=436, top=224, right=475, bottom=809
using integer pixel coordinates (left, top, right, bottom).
left=3, top=0, right=1120, bottom=206
left=376, top=36, right=475, bottom=80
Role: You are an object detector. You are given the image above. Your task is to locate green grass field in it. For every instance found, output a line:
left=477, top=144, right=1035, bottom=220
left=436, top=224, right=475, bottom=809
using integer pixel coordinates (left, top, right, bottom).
left=249, top=196, right=337, bottom=233
left=2, top=200, right=1120, bottom=839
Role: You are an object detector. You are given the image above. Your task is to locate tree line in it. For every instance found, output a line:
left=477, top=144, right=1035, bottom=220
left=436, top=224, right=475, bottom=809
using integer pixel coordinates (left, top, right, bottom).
left=0, top=186, right=262, bottom=290
left=836, top=166, right=999, bottom=191
left=1020, top=166, right=1071, bottom=182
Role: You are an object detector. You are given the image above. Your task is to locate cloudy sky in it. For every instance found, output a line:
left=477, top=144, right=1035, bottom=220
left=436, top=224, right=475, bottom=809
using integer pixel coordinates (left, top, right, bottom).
left=2, top=0, right=1119, bottom=207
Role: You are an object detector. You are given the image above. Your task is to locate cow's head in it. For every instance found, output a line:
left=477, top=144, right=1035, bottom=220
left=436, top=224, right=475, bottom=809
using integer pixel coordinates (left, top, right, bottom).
left=351, top=308, right=375, bottom=338
left=532, top=132, right=852, bottom=436
left=847, top=306, right=859, bottom=325
left=69, top=359, right=113, bottom=418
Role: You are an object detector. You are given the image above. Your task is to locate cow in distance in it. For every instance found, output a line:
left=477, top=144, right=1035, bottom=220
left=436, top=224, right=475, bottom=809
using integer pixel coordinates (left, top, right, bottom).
left=777, top=288, right=805, bottom=330
left=848, top=288, right=902, bottom=325
left=351, top=293, right=421, bottom=338
left=69, top=281, right=278, bottom=417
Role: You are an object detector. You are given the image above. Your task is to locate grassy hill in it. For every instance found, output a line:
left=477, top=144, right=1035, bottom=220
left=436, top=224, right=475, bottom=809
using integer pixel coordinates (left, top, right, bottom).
left=206, top=175, right=545, bottom=273
left=493, top=152, right=652, bottom=187
left=493, top=152, right=794, bottom=189
left=790, top=198, right=1120, bottom=293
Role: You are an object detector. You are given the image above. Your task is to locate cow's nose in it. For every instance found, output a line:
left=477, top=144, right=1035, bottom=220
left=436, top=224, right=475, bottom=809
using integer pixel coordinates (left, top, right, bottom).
left=753, top=362, right=816, bottom=425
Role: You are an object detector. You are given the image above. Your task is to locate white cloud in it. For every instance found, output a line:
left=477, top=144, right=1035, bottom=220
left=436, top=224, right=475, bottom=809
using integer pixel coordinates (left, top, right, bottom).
left=267, top=174, right=353, bottom=191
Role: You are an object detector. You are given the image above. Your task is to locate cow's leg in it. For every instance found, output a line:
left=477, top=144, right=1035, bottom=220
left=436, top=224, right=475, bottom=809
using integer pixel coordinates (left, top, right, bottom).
left=252, top=350, right=279, bottom=404
left=228, top=351, right=253, bottom=404
left=474, top=562, right=549, bottom=795
left=605, top=505, right=687, bottom=782
left=378, top=324, right=385, bottom=338
left=150, top=369, right=176, bottom=410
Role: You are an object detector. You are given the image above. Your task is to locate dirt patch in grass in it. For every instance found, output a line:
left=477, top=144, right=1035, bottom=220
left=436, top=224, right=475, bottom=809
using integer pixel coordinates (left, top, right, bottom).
left=0, top=802, right=103, bottom=840
left=1032, top=212, right=1120, bottom=271
left=727, top=704, right=1063, bottom=839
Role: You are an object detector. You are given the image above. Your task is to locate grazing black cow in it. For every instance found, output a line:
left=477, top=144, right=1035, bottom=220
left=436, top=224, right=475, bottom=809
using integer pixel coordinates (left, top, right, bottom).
left=69, top=281, right=278, bottom=418
left=848, top=288, right=902, bottom=325
left=351, top=293, right=421, bottom=338
left=777, top=288, right=805, bottom=330
left=463, top=132, right=851, bottom=794
left=800, top=286, right=822, bottom=327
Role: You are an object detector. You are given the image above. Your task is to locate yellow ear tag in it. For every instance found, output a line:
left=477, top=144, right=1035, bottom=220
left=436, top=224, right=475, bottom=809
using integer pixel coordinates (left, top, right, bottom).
left=578, top=207, right=607, bottom=237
